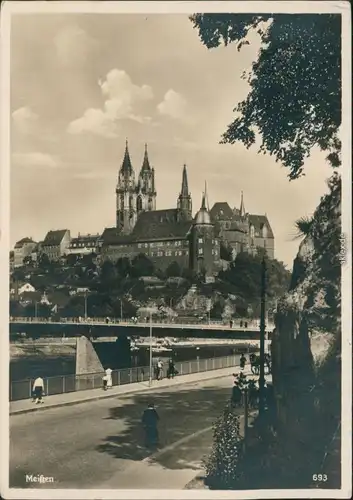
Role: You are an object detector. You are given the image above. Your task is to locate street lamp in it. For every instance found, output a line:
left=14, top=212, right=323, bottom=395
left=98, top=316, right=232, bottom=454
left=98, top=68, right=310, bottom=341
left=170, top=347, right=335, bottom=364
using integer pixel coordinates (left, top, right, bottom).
left=149, top=311, right=153, bottom=387
left=84, top=292, right=88, bottom=320
left=259, top=256, right=267, bottom=417
left=120, top=299, right=123, bottom=321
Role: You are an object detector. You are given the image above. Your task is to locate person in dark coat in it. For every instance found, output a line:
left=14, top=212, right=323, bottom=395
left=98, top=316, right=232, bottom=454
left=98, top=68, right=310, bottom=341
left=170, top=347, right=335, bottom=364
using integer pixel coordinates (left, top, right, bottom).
left=231, top=382, right=242, bottom=408
left=240, top=353, right=247, bottom=370
left=142, top=403, right=160, bottom=448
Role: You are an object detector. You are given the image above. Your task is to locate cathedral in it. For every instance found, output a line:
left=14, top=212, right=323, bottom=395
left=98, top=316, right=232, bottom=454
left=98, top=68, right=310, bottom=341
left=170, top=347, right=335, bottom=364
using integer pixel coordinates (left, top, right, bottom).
left=100, top=142, right=275, bottom=278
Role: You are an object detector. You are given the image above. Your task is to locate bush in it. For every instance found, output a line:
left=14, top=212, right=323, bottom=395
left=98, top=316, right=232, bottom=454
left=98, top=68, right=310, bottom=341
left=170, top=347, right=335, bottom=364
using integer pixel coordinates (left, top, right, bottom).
left=204, top=405, right=243, bottom=489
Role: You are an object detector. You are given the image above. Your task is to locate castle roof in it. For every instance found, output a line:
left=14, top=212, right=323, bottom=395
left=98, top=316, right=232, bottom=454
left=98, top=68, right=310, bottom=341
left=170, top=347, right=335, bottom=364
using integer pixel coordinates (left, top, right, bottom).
left=101, top=228, right=133, bottom=246
left=194, top=193, right=212, bottom=225
left=210, top=202, right=234, bottom=220
left=14, top=237, right=36, bottom=249
left=133, top=209, right=192, bottom=240
left=248, top=215, right=274, bottom=238
left=42, top=230, right=69, bottom=246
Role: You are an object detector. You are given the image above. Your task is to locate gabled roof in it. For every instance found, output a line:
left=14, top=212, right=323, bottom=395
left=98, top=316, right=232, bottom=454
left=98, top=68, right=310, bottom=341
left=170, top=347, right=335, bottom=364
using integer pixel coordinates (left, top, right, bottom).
left=248, top=215, right=274, bottom=238
left=210, top=202, right=234, bottom=221
left=101, top=228, right=133, bottom=246
left=42, top=230, right=69, bottom=246
left=132, top=209, right=192, bottom=241
left=14, top=237, right=36, bottom=249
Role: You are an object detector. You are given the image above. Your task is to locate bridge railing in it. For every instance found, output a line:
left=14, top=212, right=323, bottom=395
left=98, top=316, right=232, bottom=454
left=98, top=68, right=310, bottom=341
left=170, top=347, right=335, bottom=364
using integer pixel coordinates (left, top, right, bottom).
left=10, top=316, right=271, bottom=330
left=9, top=354, right=240, bottom=402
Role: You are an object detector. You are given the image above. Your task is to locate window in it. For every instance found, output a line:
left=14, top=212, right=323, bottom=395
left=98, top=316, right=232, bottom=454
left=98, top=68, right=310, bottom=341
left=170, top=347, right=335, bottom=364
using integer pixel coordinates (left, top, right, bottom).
left=198, top=238, right=203, bottom=244
left=250, top=225, right=255, bottom=238
left=185, top=250, right=189, bottom=256
left=144, top=243, right=148, bottom=248
left=198, top=248, right=203, bottom=255
left=138, top=243, right=142, bottom=249
left=262, top=225, right=268, bottom=238
left=215, top=250, right=218, bottom=257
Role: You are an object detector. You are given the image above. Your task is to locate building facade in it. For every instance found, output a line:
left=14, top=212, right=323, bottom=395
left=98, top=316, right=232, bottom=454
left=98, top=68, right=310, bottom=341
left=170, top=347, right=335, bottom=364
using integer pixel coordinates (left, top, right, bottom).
left=13, top=237, right=37, bottom=267
left=67, top=233, right=101, bottom=255
left=41, top=229, right=71, bottom=261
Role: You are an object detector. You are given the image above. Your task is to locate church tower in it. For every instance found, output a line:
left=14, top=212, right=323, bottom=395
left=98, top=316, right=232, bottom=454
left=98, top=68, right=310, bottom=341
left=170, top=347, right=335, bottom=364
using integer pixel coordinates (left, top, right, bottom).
left=116, top=140, right=137, bottom=234
left=136, top=144, right=156, bottom=216
left=237, top=191, right=250, bottom=253
left=177, top=164, right=192, bottom=221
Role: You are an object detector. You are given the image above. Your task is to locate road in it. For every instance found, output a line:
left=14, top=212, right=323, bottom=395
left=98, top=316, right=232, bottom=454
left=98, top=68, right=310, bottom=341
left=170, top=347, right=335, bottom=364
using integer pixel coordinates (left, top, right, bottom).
left=10, top=375, right=241, bottom=489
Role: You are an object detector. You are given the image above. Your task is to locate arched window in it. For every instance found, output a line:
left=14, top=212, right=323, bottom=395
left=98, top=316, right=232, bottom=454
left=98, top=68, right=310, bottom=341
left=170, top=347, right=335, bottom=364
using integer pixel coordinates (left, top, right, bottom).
left=262, top=224, right=267, bottom=238
left=250, top=225, right=255, bottom=238
left=120, top=195, right=124, bottom=211
left=137, top=196, right=142, bottom=211
left=148, top=197, right=153, bottom=210
left=129, top=195, right=134, bottom=210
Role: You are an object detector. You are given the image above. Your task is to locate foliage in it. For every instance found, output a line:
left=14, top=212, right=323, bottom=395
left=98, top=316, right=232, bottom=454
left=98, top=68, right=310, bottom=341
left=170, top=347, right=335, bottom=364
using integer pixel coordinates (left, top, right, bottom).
left=219, top=252, right=291, bottom=313
left=190, top=14, right=341, bottom=179
left=210, top=299, right=224, bottom=319
left=205, top=405, right=243, bottom=489
left=294, top=215, right=314, bottom=239
left=130, top=254, right=155, bottom=278
left=165, top=261, right=182, bottom=277
left=220, top=242, right=233, bottom=261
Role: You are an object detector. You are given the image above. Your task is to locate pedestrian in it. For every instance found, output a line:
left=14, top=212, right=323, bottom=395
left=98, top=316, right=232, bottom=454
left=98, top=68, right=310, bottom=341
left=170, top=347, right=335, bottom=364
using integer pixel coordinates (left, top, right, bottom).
left=231, top=382, right=242, bottom=408
left=32, top=376, right=45, bottom=404
left=157, top=359, right=163, bottom=380
left=141, top=403, right=160, bottom=448
left=167, top=358, right=175, bottom=379
left=240, top=353, right=247, bottom=370
left=102, top=374, right=108, bottom=390
left=105, top=368, right=113, bottom=388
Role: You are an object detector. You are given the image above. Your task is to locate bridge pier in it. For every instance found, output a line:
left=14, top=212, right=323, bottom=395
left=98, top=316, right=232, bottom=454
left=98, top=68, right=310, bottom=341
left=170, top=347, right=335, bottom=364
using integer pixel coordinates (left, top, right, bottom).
left=75, top=335, right=104, bottom=377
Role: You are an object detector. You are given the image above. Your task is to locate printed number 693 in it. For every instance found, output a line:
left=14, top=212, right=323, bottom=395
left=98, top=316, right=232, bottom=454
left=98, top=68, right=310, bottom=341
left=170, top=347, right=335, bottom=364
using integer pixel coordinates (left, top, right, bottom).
left=313, top=474, right=328, bottom=482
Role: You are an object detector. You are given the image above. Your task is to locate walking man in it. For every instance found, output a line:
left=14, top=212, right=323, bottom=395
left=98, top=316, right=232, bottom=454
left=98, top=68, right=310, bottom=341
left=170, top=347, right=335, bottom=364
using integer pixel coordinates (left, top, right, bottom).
left=32, top=376, right=45, bottom=404
left=240, top=353, right=247, bottom=370
left=142, top=403, right=160, bottom=449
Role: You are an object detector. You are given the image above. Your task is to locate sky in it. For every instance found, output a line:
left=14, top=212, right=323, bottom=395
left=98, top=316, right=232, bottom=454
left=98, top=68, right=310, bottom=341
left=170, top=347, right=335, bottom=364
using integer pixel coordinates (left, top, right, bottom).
left=9, top=13, right=334, bottom=268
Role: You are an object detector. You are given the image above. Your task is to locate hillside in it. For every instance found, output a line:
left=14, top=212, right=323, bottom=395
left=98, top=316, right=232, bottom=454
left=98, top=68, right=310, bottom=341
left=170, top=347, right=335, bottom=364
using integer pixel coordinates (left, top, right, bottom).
left=270, top=172, right=342, bottom=488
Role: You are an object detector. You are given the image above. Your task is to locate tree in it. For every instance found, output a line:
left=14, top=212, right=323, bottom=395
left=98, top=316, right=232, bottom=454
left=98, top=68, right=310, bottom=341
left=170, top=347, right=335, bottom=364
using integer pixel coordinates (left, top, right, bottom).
left=116, top=257, right=131, bottom=278
left=205, top=405, right=242, bottom=489
left=130, top=254, right=155, bottom=278
left=190, top=14, right=341, bottom=179
left=166, top=261, right=182, bottom=278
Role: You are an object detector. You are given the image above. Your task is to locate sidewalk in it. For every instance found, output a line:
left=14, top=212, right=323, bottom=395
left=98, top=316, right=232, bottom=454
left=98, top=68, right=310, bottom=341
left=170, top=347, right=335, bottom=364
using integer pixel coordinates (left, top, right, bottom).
left=10, top=365, right=254, bottom=416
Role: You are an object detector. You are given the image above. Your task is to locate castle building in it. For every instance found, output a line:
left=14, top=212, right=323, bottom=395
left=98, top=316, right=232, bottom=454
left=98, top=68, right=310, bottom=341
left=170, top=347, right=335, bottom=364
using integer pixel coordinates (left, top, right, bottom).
left=101, top=142, right=220, bottom=276
left=210, top=192, right=275, bottom=260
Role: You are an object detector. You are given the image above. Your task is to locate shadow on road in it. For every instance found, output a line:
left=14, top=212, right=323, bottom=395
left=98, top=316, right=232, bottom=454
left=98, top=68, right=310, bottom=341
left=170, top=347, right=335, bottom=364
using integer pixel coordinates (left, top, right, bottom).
left=96, top=382, right=236, bottom=471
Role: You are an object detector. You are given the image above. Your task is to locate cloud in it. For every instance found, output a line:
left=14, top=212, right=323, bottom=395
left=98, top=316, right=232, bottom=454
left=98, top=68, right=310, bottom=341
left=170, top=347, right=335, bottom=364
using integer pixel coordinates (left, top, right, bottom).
left=12, top=106, right=38, bottom=134
left=67, top=108, right=119, bottom=138
left=54, top=24, right=98, bottom=67
left=67, top=69, right=153, bottom=137
left=12, top=152, right=60, bottom=169
left=157, top=89, right=187, bottom=120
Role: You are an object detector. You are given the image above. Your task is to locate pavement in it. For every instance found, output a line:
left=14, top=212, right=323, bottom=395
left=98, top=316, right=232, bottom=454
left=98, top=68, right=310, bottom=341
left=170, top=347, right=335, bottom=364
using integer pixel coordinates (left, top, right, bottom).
left=10, top=364, right=247, bottom=416
left=10, top=371, right=254, bottom=490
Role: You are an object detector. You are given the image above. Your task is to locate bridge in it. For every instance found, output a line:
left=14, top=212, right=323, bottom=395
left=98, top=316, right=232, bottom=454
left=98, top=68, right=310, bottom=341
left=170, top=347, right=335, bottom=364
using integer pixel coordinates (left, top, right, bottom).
left=10, top=317, right=274, bottom=340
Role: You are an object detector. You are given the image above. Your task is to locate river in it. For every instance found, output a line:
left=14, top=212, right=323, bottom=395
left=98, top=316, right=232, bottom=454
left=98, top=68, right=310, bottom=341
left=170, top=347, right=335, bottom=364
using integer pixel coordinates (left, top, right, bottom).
left=10, top=341, right=258, bottom=383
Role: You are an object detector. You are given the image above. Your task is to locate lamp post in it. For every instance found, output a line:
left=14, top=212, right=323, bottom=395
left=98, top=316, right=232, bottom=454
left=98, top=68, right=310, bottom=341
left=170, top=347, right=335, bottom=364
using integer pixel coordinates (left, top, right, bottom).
left=120, top=299, right=123, bottom=321
left=259, top=256, right=267, bottom=417
left=34, top=301, right=38, bottom=319
left=84, top=292, right=88, bottom=320
left=149, top=311, right=153, bottom=387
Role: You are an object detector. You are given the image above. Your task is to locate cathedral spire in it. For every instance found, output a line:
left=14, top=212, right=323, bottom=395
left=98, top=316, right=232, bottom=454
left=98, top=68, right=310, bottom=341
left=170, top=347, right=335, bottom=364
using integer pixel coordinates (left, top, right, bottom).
left=141, top=143, right=151, bottom=172
left=240, top=190, right=246, bottom=217
left=201, top=191, right=206, bottom=210
left=181, top=164, right=189, bottom=196
left=120, top=139, right=133, bottom=176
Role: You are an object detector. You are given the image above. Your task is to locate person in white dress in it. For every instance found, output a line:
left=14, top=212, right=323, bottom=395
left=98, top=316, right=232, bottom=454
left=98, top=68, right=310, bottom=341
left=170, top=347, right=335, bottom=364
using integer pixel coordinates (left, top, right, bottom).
left=32, top=376, right=45, bottom=404
left=105, top=368, right=113, bottom=388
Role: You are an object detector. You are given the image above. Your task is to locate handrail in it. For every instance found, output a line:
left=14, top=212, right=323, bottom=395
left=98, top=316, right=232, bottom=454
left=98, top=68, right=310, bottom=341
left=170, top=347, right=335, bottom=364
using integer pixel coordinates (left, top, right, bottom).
left=10, top=353, right=243, bottom=402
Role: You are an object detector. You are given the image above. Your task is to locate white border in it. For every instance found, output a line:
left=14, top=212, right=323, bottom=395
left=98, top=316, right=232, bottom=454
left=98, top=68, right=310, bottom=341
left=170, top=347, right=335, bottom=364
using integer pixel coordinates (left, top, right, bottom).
left=1, top=2, right=351, bottom=499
